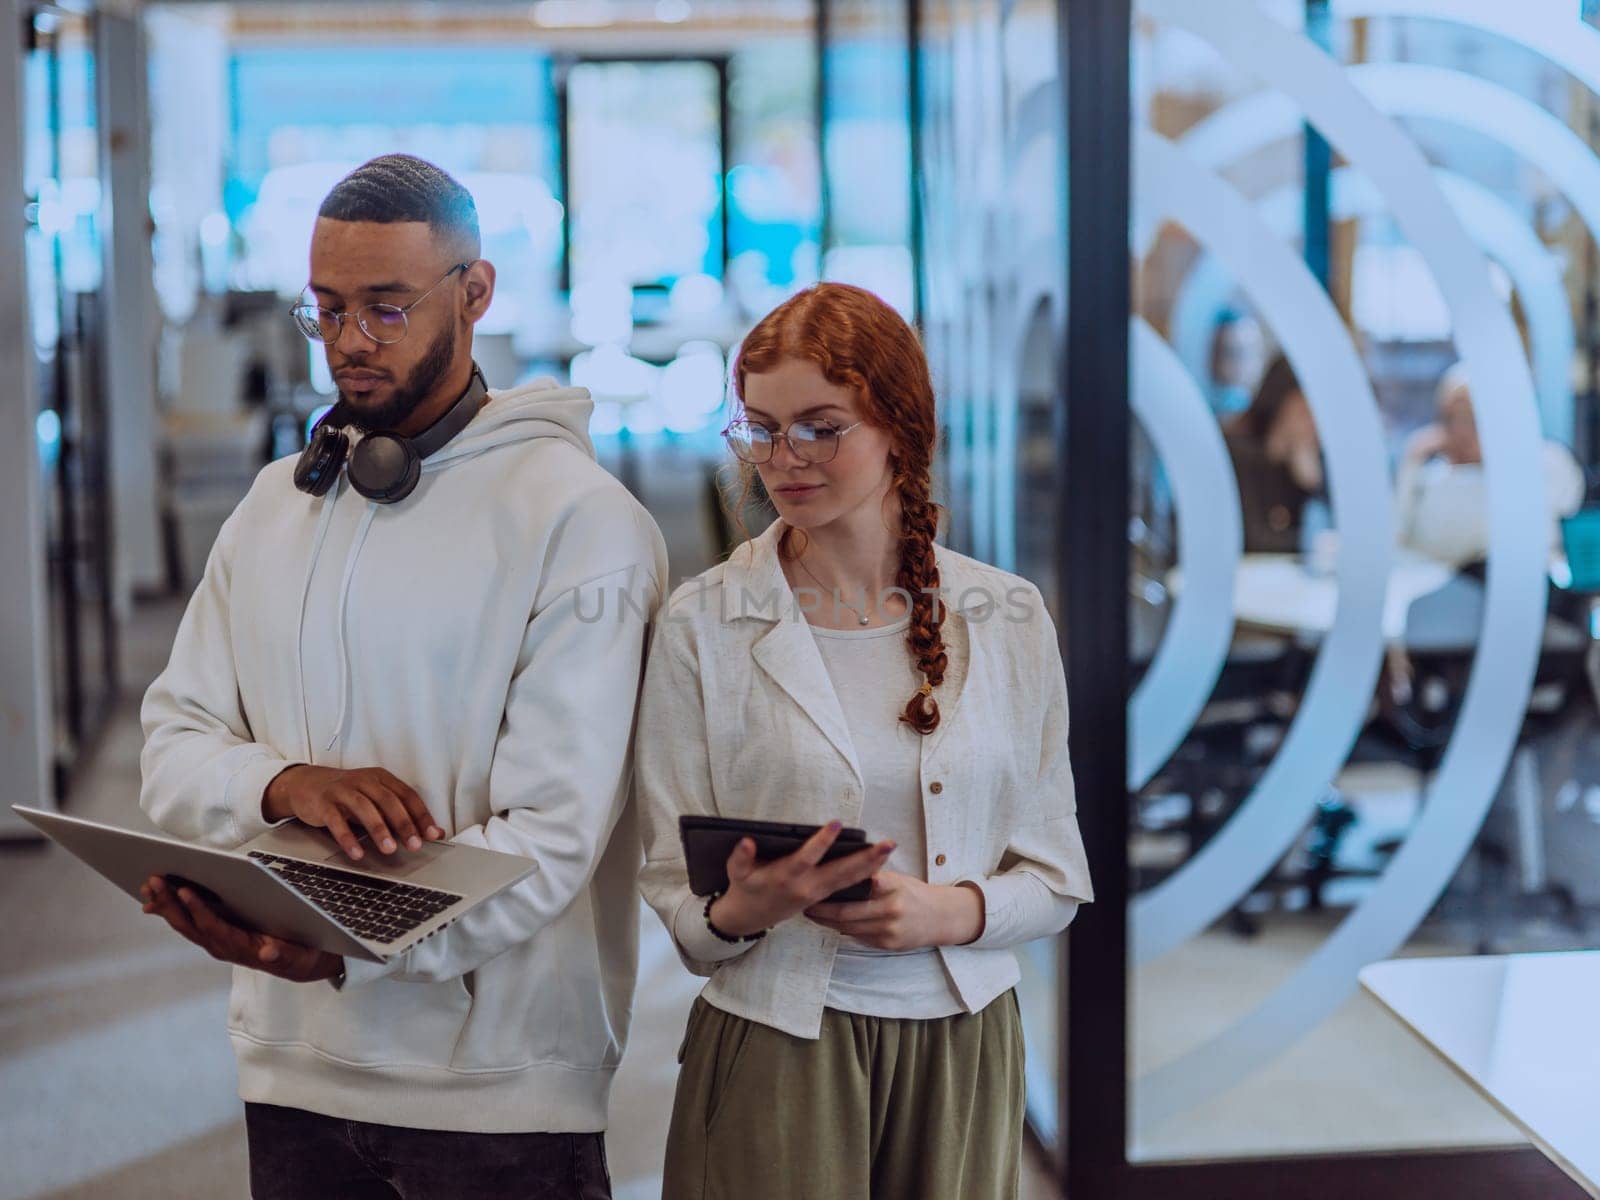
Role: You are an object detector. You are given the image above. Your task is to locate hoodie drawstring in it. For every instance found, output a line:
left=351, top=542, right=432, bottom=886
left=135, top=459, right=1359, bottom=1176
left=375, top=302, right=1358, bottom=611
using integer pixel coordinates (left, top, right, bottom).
left=296, top=485, right=341, bottom=761
left=325, top=502, right=377, bottom=752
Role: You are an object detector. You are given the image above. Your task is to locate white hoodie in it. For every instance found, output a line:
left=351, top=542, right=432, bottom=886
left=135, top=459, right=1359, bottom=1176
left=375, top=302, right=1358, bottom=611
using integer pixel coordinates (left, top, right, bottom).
left=140, top=377, right=667, bottom=1134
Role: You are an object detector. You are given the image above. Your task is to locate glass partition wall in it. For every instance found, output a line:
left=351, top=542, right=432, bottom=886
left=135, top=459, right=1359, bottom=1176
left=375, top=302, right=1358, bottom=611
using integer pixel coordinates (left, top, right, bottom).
left=917, top=1, right=1600, bottom=1196
left=25, top=3, right=114, bottom=797
left=1120, top=5, right=1600, bottom=1192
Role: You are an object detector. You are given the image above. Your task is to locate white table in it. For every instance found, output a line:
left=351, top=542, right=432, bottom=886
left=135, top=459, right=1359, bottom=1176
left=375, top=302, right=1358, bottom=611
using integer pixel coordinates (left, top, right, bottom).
left=1361, top=953, right=1600, bottom=1198
left=1228, top=553, right=1455, bottom=642
left=1206, top=550, right=1584, bottom=650
left=1164, top=551, right=1458, bottom=643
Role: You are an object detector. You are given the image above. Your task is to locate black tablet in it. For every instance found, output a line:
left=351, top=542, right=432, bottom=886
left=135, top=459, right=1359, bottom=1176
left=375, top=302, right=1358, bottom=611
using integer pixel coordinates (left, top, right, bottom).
left=678, top=815, right=874, bottom=903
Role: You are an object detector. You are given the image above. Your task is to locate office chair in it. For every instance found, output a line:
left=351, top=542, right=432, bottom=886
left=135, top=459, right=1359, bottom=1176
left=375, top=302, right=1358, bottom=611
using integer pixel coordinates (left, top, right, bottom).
left=1134, top=631, right=1317, bottom=938
left=1372, top=566, right=1588, bottom=954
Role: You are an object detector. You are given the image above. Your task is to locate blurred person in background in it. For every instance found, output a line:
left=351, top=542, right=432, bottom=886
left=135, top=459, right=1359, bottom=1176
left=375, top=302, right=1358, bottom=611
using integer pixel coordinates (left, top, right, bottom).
left=138, top=154, right=665, bottom=1199
left=1395, top=364, right=1584, bottom=567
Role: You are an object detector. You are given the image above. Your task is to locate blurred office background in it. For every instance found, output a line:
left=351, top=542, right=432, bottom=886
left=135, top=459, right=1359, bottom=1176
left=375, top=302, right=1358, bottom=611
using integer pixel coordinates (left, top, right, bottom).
left=4, top=1, right=1600, bottom=1197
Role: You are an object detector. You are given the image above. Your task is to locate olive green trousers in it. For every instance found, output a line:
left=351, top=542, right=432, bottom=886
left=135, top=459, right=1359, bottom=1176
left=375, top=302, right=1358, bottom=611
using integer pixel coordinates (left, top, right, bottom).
left=662, top=991, right=1026, bottom=1200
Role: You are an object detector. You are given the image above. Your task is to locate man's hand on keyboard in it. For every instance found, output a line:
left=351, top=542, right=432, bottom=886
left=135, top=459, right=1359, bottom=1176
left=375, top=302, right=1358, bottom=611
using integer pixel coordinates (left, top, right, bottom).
left=140, top=875, right=343, bottom=984
left=261, top=765, right=445, bottom=862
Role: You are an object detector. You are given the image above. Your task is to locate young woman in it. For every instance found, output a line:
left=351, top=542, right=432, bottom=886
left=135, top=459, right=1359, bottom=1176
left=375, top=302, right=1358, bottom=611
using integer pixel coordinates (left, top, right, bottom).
left=635, top=283, right=1092, bottom=1200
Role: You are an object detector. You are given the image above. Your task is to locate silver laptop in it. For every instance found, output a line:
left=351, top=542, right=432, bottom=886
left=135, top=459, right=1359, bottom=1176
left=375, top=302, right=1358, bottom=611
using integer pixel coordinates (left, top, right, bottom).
left=12, top=805, right=537, bottom=963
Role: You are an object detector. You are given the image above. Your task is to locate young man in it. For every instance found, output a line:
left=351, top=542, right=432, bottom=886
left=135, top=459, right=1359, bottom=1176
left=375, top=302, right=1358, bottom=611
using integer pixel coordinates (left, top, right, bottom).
left=138, top=154, right=665, bottom=1199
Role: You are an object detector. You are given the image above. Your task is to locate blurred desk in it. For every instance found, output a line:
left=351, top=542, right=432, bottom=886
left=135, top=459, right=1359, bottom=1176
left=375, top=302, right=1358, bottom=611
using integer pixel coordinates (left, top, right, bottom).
left=1362, top=953, right=1600, bottom=1198
left=1183, top=553, right=1585, bottom=654
left=1228, top=553, right=1455, bottom=643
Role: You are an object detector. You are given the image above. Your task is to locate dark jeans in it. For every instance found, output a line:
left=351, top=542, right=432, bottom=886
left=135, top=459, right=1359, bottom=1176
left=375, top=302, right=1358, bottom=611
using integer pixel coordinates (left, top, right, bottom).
left=245, top=1102, right=612, bottom=1200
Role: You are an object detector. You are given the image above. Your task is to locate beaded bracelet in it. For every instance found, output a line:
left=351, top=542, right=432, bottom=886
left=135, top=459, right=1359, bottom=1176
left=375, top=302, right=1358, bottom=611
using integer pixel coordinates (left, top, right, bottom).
left=704, top=892, right=768, bottom=944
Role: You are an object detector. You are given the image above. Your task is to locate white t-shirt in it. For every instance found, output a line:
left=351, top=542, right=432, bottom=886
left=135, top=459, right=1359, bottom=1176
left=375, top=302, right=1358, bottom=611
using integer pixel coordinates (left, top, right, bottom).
left=808, top=613, right=967, bottom=1019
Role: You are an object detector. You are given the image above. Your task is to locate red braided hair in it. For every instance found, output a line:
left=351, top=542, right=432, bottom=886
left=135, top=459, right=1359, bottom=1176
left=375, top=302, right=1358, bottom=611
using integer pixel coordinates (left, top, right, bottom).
left=732, top=283, right=948, bottom=734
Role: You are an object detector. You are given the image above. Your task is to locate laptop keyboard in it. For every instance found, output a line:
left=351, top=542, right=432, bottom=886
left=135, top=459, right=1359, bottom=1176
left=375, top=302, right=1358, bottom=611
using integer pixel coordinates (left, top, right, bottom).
left=248, top=852, right=463, bottom=944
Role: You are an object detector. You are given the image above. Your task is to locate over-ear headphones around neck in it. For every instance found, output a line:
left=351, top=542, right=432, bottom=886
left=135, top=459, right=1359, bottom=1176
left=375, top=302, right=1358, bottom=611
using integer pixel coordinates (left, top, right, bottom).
left=294, top=364, right=488, bottom=505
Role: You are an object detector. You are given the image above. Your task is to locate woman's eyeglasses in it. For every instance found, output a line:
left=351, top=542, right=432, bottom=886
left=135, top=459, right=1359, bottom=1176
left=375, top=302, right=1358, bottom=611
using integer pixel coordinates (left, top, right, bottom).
left=722, top=418, right=865, bottom=465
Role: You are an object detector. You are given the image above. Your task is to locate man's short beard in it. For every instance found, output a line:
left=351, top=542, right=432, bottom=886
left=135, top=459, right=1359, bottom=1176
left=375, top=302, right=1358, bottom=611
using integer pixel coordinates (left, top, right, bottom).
left=340, top=322, right=457, bottom=433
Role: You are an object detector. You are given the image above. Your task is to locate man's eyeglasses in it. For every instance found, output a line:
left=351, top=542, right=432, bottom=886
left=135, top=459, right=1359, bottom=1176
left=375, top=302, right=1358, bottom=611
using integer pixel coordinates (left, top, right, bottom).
left=722, top=417, right=865, bottom=465
left=291, top=262, right=471, bottom=345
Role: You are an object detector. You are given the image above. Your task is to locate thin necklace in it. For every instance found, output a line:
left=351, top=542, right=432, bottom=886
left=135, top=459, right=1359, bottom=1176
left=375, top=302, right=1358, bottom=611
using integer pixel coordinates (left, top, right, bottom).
left=795, top=554, right=873, bottom=626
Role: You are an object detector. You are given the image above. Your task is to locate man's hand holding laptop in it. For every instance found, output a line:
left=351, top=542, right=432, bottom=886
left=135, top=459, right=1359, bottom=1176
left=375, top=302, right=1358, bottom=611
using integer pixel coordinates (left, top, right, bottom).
left=140, top=762, right=445, bottom=983
left=140, top=874, right=344, bottom=983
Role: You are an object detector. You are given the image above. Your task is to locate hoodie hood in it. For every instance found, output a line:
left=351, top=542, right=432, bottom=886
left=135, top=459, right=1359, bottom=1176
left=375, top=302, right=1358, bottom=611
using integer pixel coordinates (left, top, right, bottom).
left=428, top=375, right=597, bottom=466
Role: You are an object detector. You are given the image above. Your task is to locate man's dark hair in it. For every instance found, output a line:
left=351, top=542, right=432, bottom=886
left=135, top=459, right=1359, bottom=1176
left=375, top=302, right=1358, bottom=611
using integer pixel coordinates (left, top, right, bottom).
left=318, top=154, right=480, bottom=257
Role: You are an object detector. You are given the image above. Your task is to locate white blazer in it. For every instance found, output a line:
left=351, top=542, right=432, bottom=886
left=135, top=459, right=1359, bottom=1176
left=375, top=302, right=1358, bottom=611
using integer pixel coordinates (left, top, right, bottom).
left=635, top=520, right=1093, bottom=1040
